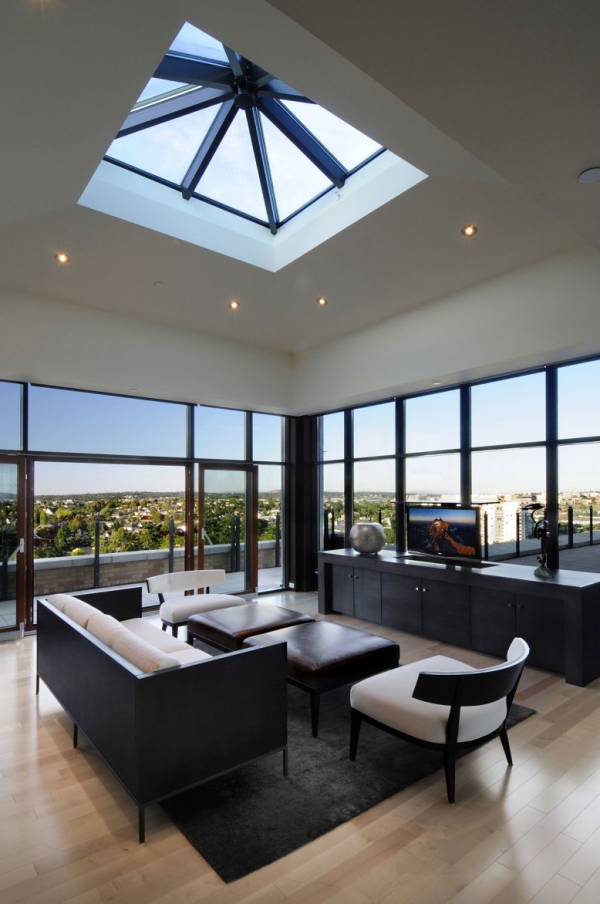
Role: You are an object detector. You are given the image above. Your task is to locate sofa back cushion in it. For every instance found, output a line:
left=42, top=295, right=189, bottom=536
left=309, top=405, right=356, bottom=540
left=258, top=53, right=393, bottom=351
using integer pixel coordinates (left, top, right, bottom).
left=47, top=594, right=99, bottom=629
left=87, top=613, right=130, bottom=647
left=111, top=632, right=180, bottom=673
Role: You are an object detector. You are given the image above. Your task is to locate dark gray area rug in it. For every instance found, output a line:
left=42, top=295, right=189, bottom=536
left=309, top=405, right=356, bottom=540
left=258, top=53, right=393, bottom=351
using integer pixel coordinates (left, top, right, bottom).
left=161, top=685, right=535, bottom=883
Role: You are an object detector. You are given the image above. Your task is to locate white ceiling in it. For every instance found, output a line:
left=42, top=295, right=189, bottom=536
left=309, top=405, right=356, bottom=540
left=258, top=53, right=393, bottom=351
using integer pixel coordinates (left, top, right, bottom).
left=0, top=0, right=592, bottom=355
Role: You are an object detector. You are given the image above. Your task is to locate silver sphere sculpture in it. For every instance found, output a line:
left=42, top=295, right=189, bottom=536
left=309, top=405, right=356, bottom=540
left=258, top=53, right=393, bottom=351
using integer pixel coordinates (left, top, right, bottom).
left=349, top=522, right=386, bottom=556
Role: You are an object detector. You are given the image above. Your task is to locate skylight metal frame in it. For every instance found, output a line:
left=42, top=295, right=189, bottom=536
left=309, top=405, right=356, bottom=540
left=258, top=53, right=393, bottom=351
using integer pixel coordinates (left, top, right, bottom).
left=105, top=36, right=386, bottom=233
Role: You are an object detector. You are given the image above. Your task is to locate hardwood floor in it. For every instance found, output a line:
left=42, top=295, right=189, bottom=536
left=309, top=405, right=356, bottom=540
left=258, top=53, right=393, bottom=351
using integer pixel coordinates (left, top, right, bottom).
left=2, top=591, right=600, bottom=903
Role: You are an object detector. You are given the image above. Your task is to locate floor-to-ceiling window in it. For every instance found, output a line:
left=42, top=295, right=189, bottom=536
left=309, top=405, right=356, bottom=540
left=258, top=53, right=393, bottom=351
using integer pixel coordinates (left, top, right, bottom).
left=557, top=361, right=600, bottom=552
left=471, top=373, right=546, bottom=559
left=352, top=401, right=397, bottom=548
left=0, top=381, right=24, bottom=632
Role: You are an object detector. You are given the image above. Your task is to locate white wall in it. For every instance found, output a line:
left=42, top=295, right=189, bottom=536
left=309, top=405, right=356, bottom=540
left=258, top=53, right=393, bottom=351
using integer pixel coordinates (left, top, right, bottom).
left=0, top=290, right=293, bottom=413
left=293, top=246, right=600, bottom=413
left=3, top=245, right=600, bottom=417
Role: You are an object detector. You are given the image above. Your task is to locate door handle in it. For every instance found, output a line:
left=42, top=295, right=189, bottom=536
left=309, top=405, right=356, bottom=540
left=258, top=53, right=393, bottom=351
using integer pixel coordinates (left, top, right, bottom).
left=8, top=538, right=24, bottom=562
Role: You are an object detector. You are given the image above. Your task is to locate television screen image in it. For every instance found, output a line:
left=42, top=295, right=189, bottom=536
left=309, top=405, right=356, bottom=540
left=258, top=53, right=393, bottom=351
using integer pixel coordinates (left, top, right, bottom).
left=406, top=506, right=481, bottom=561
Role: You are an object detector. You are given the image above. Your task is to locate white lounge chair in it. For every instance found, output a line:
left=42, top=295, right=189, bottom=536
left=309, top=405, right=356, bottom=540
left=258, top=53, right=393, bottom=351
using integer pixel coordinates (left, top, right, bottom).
left=146, top=569, right=245, bottom=637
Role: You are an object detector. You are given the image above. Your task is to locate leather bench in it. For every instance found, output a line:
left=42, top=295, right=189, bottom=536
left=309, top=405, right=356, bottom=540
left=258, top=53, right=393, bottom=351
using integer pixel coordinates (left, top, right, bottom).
left=244, top=621, right=400, bottom=737
left=187, top=602, right=316, bottom=651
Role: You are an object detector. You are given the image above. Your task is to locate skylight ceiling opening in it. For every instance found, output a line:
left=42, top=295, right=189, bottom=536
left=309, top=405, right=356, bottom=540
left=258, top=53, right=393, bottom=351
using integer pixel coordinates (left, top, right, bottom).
left=80, top=21, right=427, bottom=270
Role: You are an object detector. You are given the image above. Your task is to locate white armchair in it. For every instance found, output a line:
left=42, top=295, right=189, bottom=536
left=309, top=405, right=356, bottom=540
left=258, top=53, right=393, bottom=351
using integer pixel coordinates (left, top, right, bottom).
left=146, top=569, right=245, bottom=637
left=350, top=638, right=530, bottom=803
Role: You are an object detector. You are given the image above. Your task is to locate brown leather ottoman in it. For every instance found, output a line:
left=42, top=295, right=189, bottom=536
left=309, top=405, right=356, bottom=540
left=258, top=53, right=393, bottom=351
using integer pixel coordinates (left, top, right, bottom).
left=187, top=602, right=315, bottom=651
left=244, top=621, right=400, bottom=737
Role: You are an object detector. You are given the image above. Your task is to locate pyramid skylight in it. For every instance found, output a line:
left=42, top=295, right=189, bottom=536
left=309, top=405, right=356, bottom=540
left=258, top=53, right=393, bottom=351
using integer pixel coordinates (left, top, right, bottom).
left=80, top=23, right=427, bottom=270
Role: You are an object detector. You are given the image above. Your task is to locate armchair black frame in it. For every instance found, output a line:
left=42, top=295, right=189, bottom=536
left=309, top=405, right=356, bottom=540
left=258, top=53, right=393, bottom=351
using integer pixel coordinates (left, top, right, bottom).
left=350, top=641, right=529, bottom=803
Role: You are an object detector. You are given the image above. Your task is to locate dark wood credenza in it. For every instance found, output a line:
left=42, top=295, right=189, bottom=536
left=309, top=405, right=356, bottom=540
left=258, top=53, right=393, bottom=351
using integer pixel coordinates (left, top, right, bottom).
left=318, top=549, right=600, bottom=686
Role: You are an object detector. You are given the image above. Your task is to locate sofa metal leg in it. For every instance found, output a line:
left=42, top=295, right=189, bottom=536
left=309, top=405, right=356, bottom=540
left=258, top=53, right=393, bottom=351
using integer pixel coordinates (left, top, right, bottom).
left=35, top=673, right=39, bottom=695
left=171, top=625, right=177, bottom=638
left=310, top=691, right=320, bottom=738
left=138, top=806, right=146, bottom=844
left=283, top=747, right=288, bottom=777
left=350, top=708, right=362, bottom=761
left=73, top=723, right=78, bottom=749
left=162, top=623, right=167, bottom=632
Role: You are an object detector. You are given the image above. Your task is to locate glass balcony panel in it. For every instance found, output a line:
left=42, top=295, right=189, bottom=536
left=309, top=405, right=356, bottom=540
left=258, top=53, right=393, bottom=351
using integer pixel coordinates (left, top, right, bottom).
left=472, top=447, right=546, bottom=560
left=558, top=443, right=600, bottom=550
left=32, top=462, right=186, bottom=621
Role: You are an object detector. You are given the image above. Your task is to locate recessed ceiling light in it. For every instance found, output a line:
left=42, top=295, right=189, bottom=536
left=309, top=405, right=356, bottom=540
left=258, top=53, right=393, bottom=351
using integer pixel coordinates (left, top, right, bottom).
left=316, top=297, right=328, bottom=306
left=432, top=381, right=442, bottom=386
left=461, top=225, right=477, bottom=237
left=55, top=251, right=70, bottom=263
left=154, top=281, right=164, bottom=289
left=579, top=167, right=600, bottom=184
left=229, top=300, right=240, bottom=310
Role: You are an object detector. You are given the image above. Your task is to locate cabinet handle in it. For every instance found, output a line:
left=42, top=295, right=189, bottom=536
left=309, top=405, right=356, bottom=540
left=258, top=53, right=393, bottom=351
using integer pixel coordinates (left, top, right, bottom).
left=517, top=605, right=524, bottom=610
left=354, top=575, right=359, bottom=579
left=507, top=603, right=514, bottom=608
left=415, top=587, right=420, bottom=591
left=422, top=587, right=429, bottom=593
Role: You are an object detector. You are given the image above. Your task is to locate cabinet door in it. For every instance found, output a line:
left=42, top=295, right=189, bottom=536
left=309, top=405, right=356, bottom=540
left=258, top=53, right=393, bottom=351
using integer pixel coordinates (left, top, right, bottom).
left=381, top=574, right=423, bottom=634
left=353, top=569, right=382, bottom=623
left=422, top=581, right=471, bottom=648
left=471, top=588, right=516, bottom=658
left=331, top=565, right=355, bottom=616
left=516, top=594, right=565, bottom=673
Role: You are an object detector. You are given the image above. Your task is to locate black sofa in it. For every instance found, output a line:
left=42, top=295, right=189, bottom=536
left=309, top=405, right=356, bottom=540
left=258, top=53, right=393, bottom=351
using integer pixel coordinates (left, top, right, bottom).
left=36, top=588, right=288, bottom=842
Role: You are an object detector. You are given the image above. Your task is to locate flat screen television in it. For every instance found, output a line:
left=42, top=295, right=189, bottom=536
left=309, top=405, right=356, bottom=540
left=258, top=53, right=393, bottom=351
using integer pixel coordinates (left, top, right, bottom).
left=406, top=505, right=482, bottom=563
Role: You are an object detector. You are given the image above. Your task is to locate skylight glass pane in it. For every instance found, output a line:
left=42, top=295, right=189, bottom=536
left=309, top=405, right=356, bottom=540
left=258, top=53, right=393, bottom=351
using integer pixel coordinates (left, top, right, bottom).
left=196, top=113, right=268, bottom=222
left=107, top=106, right=221, bottom=184
left=282, top=101, right=381, bottom=171
left=259, top=113, right=333, bottom=221
left=169, top=23, right=228, bottom=63
left=136, top=78, right=189, bottom=105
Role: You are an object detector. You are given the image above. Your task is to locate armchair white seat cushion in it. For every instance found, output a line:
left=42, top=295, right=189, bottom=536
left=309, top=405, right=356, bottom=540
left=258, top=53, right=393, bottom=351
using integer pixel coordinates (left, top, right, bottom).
left=350, top=655, right=507, bottom=745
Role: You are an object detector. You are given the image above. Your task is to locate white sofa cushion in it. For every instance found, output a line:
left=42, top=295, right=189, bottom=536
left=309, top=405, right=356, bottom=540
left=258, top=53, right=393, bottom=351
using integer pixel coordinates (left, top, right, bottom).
left=49, top=596, right=99, bottom=629
left=121, top=618, right=192, bottom=653
left=110, top=632, right=179, bottom=673
left=350, top=655, right=507, bottom=745
left=160, top=594, right=245, bottom=624
left=170, top=648, right=213, bottom=665
left=87, top=613, right=130, bottom=647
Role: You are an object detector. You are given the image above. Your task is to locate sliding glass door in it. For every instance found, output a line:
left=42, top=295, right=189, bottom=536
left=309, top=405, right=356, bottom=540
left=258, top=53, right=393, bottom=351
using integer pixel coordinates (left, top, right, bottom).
left=197, top=464, right=258, bottom=594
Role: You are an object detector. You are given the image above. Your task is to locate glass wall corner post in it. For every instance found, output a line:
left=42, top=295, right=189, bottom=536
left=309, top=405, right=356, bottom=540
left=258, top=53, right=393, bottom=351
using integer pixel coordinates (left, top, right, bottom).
left=0, top=457, right=26, bottom=634
left=460, top=384, right=471, bottom=505
left=344, top=409, right=353, bottom=548
left=395, top=397, right=406, bottom=553
left=546, top=366, right=559, bottom=571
